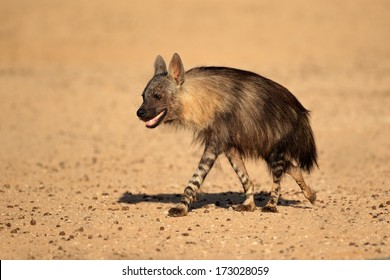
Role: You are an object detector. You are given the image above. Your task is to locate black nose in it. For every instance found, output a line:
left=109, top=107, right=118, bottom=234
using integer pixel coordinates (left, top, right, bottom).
left=137, top=108, right=147, bottom=118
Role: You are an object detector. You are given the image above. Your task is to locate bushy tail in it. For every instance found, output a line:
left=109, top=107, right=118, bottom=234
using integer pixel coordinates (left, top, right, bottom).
left=295, top=113, right=318, bottom=173
left=268, top=112, right=318, bottom=174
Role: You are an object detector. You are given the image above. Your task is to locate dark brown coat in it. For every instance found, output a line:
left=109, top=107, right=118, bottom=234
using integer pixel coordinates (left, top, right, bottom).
left=137, top=53, right=317, bottom=216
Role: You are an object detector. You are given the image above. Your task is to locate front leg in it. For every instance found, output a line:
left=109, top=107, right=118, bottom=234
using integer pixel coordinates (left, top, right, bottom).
left=168, top=145, right=218, bottom=217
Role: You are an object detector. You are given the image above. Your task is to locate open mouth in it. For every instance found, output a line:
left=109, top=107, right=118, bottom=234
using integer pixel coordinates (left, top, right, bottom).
left=145, top=109, right=167, bottom=128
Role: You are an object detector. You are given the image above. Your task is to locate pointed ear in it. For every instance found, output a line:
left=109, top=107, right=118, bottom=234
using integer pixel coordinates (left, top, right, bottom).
left=154, top=55, right=167, bottom=76
left=168, top=53, right=185, bottom=85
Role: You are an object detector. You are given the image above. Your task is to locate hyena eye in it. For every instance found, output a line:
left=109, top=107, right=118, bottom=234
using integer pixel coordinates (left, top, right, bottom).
left=153, top=93, right=162, bottom=100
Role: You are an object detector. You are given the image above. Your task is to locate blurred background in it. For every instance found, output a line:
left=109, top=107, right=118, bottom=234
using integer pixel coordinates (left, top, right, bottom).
left=0, top=0, right=389, bottom=189
left=1, top=0, right=389, bottom=184
left=1, top=0, right=389, bottom=68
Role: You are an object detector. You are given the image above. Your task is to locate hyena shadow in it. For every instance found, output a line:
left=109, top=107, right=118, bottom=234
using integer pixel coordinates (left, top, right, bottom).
left=117, top=190, right=307, bottom=210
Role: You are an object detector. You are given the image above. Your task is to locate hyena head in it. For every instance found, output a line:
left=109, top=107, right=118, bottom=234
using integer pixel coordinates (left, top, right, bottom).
left=136, top=53, right=185, bottom=128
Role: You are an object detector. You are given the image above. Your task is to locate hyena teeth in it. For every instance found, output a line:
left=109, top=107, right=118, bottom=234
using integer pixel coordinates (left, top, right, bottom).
left=145, top=110, right=165, bottom=127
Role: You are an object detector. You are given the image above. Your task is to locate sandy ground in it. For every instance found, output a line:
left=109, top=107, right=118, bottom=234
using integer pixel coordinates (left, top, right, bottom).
left=0, top=0, right=389, bottom=260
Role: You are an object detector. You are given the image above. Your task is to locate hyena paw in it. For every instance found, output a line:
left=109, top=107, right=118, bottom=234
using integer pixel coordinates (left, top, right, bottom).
left=262, top=205, right=278, bottom=213
left=168, top=204, right=188, bottom=217
left=233, top=204, right=255, bottom=212
left=307, top=192, right=317, bottom=204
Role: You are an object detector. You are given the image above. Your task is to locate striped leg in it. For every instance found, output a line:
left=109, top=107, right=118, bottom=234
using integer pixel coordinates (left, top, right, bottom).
left=263, top=154, right=286, bottom=213
left=168, top=145, right=218, bottom=217
left=226, top=148, right=255, bottom=212
left=285, top=161, right=316, bottom=204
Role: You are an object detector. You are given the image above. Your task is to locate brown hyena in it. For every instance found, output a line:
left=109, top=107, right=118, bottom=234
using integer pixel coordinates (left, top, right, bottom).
left=137, top=53, right=318, bottom=217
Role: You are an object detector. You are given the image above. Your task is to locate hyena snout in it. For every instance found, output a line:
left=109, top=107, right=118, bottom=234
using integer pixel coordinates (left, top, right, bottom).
left=137, top=105, right=168, bottom=129
left=136, top=107, right=147, bottom=118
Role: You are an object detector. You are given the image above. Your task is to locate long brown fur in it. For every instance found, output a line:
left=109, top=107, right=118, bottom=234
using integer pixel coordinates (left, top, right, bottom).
left=137, top=53, right=318, bottom=216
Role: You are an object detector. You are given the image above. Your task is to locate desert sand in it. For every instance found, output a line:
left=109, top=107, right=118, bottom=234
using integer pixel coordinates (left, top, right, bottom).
left=0, top=0, right=389, bottom=260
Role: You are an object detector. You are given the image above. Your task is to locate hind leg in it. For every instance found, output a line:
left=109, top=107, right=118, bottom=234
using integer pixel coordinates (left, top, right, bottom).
left=262, top=181, right=282, bottom=212
left=226, top=148, right=255, bottom=212
left=263, top=154, right=285, bottom=213
left=285, top=162, right=316, bottom=204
